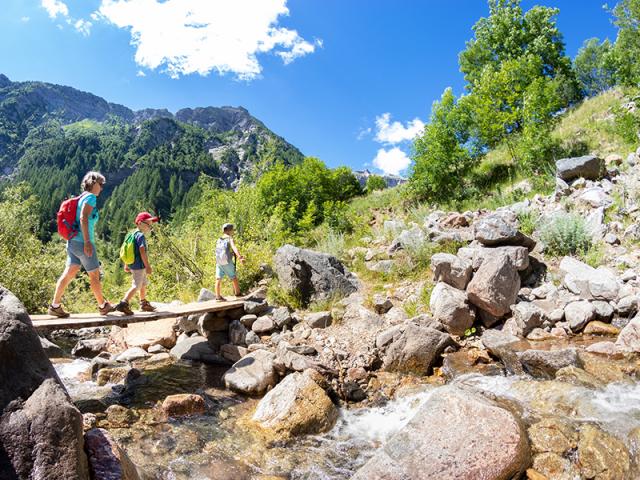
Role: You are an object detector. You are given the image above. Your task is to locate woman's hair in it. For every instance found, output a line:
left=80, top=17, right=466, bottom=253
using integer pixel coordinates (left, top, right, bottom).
left=81, top=171, right=106, bottom=192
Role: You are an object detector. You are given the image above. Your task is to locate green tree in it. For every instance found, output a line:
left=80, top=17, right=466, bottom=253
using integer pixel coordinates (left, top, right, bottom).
left=365, top=175, right=387, bottom=192
left=409, top=88, right=472, bottom=201
left=574, top=38, right=616, bottom=97
left=610, top=0, right=640, bottom=86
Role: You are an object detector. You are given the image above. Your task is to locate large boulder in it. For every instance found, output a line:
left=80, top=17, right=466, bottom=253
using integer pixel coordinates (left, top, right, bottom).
left=615, top=315, right=640, bottom=353
left=169, top=336, right=228, bottom=365
left=124, top=318, right=177, bottom=350
left=0, top=286, right=90, bottom=480
left=382, top=323, right=455, bottom=374
left=577, top=424, right=630, bottom=479
left=459, top=246, right=530, bottom=272
left=84, top=428, right=140, bottom=480
left=72, top=338, right=108, bottom=358
left=430, top=253, right=473, bottom=290
left=565, top=301, right=596, bottom=332
left=474, top=213, right=535, bottom=250
left=352, top=385, right=530, bottom=480
left=161, top=393, right=206, bottom=418
left=467, top=253, right=521, bottom=317
left=559, top=257, right=619, bottom=301
left=517, top=348, right=581, bottom=379
left=223, top=350, right=278, bottom=396
left=429, top=282, right=475, bottom=336
left=556, top=155, right=604, bottom=181
left=504, top=302, right=544, bottom=337
left=252, top=371, right=338, bottom=439
left=274, top=244, right=358, bottom=305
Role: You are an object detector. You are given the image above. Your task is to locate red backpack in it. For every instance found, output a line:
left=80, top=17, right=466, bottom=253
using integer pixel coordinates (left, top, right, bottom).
left=56, top=192, right=88, bottom=240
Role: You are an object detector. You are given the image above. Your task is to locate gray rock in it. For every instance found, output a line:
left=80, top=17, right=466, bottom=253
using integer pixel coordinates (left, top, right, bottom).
left=178, top=315, right=199, bottom=334
left=616, top=295, right=638, bottom=317
left=508, top=302, right=544, bottom=337
left=565, top=301, right=596, bottom=332
left=352, top=386, right=530, bottom=480
left=244, top=300, right=270, bottom=316
left=229, top=320, right=248, bottom=346
left=304, top=311, right=332, bottom=329
left=465, top=246, right=530, bottom=272
left=366, top=259, right=394, bottom=274
left=389, top=226, right=427, bottom=252
left=240, top=314, right=257, bottom=328
left=385, top=306, right=409, bottom=324
left=197, top=312, right=227, bottom=336
left=481, top=329, right=520, bottom=355
left=252, top=315, right=275, bottom=334
left=275, top=342, right=319, bottom=373
left=148, top=344, right=166, bottom=354
left=197, top=288, right=216, bottom=302
left=429, top=282, right=475, bottom=336
left=84, top=428, right=140, bottom=480
left=478, top=309, right=502, bottom=328
left=271, top=307, right=293, bottom=328
left=245, top=331, right=261, bottom=346
left=0, top=286, right=89, bottom=479
left=615, top=316, right=640, bottom=352
left=170, top=337, right=228, bottom=365
left=467, top=253, right=521, bottom=317
left=220, top=344, right=249, bottom=363
left=592, top=300, right=614, bottom=320
left=604, top=233, right=620, bottom=245
left=474, top=213, right=536, bottom=250
left=555, top=176, right=571, bottom=199
left=274, top=244, right=358, bottom=306
left=223, top=350, right=278, bottom=396
left=430, top=253, right=473, bottom=290
left=375, top=324, right=405, bottom=349
left=556, top=155, right=604, bottom=181
left=40, top=336, right=64, bottom=358
left=628, top=152, right=638, bottom=167
left=115, top=347, right=150, bottom=362
left=560, top=256, right=619, bottom=301
left=382, top=324, right=454, bottom=374
left=372, top=294, right=393, bottom=314
left=517, top=348, right=581, bottom=379
left=72, top=338, right=108, bottom=358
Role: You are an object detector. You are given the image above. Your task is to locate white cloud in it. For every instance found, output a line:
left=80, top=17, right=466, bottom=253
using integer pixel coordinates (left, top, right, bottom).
left=356, top=126, right=372, bottom=140
left=74, top=19, right=92, bottom=36
left=95, top=0, right=320, bottom=80
left=136, top=70, right=146, bottom=77
left=21, top=16, right=31, bottom=22
left=41, top=0, right=69, bottom=19
left=374, top=112, right=424, bottom=144
left=373, top=147, right=411, bottom=176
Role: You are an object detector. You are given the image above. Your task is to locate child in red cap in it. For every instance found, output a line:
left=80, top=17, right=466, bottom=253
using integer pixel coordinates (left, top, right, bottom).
left=115, top=212, right=158, bottom=315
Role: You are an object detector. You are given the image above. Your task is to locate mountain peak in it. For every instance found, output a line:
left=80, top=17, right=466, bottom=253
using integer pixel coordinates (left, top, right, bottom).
left=0, top=74, right=11, bottom=88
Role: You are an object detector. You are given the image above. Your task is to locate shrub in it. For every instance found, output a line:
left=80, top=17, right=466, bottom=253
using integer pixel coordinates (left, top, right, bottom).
left=365, top=175, right=387, bottom=192
left=538, top=212, right=592, bottom=256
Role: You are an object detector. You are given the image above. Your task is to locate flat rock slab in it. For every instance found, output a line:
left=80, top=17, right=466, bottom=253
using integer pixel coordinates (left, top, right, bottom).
left=556, top=155, right=604, bottom=181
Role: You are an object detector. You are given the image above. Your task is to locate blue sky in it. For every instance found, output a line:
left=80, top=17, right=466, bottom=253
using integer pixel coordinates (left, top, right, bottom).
left=1, top=0, right=619, bottom=176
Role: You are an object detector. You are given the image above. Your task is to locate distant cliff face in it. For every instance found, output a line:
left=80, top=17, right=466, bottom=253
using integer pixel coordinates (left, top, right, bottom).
left=0, top=74, right=303, bottom=187
left=353, top=169, right=407, bottom=188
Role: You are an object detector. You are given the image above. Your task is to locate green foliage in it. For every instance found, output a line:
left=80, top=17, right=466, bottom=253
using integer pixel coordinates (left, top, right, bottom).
left=538, top=212, right=592, bottom=257
left=610, top=0, right=640, bottom=86
left=574, top=38, right=616, bottom=97
left=612, top=104, right=640, bottom=146
left=409, top=88, right=472, bottom=201
left=516, top=210, right=539, bottom=236
left=365, top=175, right=387, bottom=193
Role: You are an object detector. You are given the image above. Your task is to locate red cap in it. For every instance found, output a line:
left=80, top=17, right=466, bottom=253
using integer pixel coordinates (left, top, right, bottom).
left=135, top=212, right=159, bottom=225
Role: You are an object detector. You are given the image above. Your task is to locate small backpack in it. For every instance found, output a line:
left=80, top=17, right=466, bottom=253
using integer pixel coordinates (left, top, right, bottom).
left=215, top=236, right=232, bottom=265
left=56, top=192, right=88, bottom=240
left=120, top=231, right=137, bottom=265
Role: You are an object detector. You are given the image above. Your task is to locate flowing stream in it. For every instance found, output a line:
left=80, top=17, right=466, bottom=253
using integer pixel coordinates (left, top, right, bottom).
left=55, top=357, right=640, bottom=479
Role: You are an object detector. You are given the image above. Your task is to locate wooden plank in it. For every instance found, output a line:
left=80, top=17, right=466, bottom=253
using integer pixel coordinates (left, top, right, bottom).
left=30, top=299, right=246, bottom=332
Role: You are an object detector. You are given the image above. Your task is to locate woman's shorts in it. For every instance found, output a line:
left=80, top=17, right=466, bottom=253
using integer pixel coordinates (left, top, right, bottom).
left=66, top=241, right=100, bottom=272
left=216, top=263, right=236, bottom=279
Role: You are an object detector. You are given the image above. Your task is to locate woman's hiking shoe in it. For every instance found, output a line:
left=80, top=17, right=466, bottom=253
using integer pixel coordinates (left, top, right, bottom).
left=99, top=302, right=115, bottom=316
left=115, top=300, right=134, bottom=316
left=48, top=304, right=70, bottom=318
left=215, top=296, right=227, bottom=302
left=140, top=299, right=156, bottom=312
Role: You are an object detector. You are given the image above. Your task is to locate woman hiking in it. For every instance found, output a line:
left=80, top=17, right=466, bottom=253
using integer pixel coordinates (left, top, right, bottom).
left=48, top=171, right=115, bottom=318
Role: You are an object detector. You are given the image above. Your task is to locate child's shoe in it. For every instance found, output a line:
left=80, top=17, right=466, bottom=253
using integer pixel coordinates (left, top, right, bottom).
left=115, top=300, right=134, bottom=316
left=140, top=299, right=156, bottom=312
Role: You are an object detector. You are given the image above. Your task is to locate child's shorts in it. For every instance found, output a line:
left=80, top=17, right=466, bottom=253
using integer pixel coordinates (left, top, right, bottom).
left=131, top=268, right=149, bottom=288
left=216, top=263, right=236, bottom=279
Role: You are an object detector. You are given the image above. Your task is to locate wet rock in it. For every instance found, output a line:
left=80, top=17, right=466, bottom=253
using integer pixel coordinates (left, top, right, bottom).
left=517, top=348, right=581, bottom=379
left=105, top=405, right=138, bottom=427
left=532, top=452, right=580, bottom=480
left=615, top=316, right=640, bottom=352
left=170, top=337, right=228, bottom=365
left=72, top=338, right=108, bottom=358
left=565, top=300, right=596, bottom=332
left=161, top=393, right=206, bottom=417
left=304, top=311, right=332, bottom=329
left=124, top=318, right=177, bottom=350
left=115, top=347, right=150, bottom=363
left=223, top=350, right=278, bottom=396
left=528, top=418, right=578, bottom=454
left=585, top=341, right=624, bottom=358
left=229, top=320, right=248, bottom=346
left=467, top=253, right=520, bottom=317
left=85, top=428, right=140, bottom=480
left=252, top=371, right=338, bottom=439
left=271, top=307, right=293, bottom=328
left=556, top=154, right=604, bottom=181
left=584, top=321, right=620, bottom=336
left=372, top=294, right=393, bottom=314
left=578, top=424, right=630, bottom=480
left=352, top=385, right=530, bottom=480
left=252, top=315, right=275, bottom=334
left=96, top=366, right=131, bottom=386
left=430, top=253, right=472, bottom=290
left=382, top=324, right=455, bottom=374
left=560, top=257, right=619, bottom=301
left=555, top=366, right=604, bottom=389
left=429, top=282, right=475, bottom=336
left=274, top=244, right=358, bottom=306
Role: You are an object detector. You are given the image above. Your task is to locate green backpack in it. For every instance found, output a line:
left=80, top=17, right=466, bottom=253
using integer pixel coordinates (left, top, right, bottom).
left=120, top=231, right=136, bottom=265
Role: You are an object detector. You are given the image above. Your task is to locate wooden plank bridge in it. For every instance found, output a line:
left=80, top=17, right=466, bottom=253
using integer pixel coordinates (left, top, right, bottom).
left=30, top=298, right=246, bottom=332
